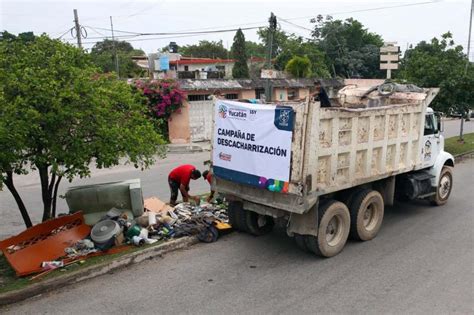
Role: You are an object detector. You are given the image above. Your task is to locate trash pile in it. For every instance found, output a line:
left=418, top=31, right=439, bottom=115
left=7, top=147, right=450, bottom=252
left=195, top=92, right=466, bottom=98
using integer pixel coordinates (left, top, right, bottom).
left=0, top=198, right=230, bottom=279
left=64, top=199, right=229, bottom=258
left=142, top=201, right=230, bottom=243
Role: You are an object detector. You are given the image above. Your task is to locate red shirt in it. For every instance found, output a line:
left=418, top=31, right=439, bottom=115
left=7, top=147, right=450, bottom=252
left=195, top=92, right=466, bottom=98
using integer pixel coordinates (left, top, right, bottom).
left=169, top=164, right=196, bottom=187
left=205, top=172, right=212, bottom=184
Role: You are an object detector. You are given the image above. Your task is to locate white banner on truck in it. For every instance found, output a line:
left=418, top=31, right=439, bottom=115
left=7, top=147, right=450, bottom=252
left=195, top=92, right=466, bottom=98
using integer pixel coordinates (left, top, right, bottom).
left=213, top=100, right=294, bottom=193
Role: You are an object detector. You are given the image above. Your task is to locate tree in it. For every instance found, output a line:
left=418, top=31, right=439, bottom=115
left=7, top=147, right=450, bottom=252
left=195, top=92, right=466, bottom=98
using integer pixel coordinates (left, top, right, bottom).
left=397, top=32, right=474, bottom=114
left=231, top=29, right=249, bottom=78
left=257, top=27, right=331, bottom=78
left=311, top=15, right=384, bottom=78
left=179, top=40, right=229, bottom=59
left=257, top=26, right=289, bottom=59
left=90, top=39, right=145, bottom=78
left=275, top=35, right=331, bottom=78
left=245, top=41, right=266, bottom=58
left=0, top=34, right=165, bottom=227
left=285, top=56, right=312, bottom=78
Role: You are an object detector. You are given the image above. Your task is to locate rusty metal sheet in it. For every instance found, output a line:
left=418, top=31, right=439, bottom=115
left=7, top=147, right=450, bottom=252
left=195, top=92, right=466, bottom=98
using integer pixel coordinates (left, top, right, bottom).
left=0, top=212, right=91, bottom=276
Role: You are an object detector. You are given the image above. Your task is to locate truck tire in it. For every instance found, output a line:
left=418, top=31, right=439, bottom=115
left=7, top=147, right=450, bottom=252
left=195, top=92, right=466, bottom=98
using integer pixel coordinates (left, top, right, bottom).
left=227, top=201, right=248, bottom=232
left=294, top=234, right=309, bottom=252
left=305, top=200, right=350, bottom=258
left=349, top=189, right=384, bottom=241
left=430, top=166, right=453, bottom=206
left=245, top=211, right=274, bottom=236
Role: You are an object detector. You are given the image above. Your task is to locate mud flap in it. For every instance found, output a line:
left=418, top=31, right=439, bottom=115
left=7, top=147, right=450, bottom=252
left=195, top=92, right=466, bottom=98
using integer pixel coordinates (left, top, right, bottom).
left=287, top=202, right=319, bottom=237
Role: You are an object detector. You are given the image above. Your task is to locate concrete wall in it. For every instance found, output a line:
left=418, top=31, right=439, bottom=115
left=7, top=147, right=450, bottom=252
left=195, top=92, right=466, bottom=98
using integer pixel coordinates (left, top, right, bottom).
left=173, top=86, right=314, bottom=143
left=188, top=100, right=214, bottom=142
left=176, top=63, right=234, bottom=78
left=239, top=89, right=256, bottom=99
left=168, top=102, right=191, bottom=144
left=273, top=88, right=288, bottom=101
left=299, top=88, right=310, bottom=99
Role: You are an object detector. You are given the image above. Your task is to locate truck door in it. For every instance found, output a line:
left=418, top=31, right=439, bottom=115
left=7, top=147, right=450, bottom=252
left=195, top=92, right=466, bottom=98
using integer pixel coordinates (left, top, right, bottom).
left=421, top=113, right=440, bottom=167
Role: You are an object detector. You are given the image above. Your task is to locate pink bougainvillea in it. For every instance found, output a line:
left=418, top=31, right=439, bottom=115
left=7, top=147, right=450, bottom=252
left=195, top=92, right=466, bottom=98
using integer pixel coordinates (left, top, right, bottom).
left=135, top=79, right=186, bottom=120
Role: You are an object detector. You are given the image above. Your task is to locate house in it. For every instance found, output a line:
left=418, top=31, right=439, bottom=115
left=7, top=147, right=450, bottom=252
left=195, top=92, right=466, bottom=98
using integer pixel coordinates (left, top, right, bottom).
left=168, top=78, right=344, bottom=144
left=133, top=45, right=266, bottom=79
left=163, top=56, right=265, bottom=79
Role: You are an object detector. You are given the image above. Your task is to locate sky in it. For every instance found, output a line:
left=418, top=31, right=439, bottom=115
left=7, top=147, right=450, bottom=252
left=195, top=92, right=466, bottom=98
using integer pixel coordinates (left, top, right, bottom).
left=0, top=0, right=472, bottom=60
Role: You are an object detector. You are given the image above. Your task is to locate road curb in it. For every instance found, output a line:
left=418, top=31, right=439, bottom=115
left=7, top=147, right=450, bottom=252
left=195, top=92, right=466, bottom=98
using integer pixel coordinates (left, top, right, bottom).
left=0, top=236, right=199, bottom=307
left=454, top=150, right=474, bottom=162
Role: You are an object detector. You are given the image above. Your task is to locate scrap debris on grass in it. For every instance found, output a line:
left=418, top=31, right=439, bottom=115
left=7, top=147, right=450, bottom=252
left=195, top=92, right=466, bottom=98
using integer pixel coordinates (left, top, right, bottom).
left=0, top=197, right=230, bottom=279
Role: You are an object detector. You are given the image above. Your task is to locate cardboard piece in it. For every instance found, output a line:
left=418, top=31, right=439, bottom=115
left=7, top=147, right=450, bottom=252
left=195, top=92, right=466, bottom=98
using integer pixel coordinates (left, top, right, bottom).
left=144, top=197, right=173, bottom=213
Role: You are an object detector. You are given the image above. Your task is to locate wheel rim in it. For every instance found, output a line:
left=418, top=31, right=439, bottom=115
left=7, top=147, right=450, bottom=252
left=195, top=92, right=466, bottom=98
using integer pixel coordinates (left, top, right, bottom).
left=439, top=174, right=451, bottom=200
left=325, top=214, right=344, bottom=246
left=362, top=199, right=379, bottom=231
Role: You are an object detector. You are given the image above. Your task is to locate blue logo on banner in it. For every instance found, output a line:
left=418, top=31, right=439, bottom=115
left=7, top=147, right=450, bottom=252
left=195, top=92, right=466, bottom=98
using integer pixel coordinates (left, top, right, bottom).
left=274, top=106, right=294, bottom=131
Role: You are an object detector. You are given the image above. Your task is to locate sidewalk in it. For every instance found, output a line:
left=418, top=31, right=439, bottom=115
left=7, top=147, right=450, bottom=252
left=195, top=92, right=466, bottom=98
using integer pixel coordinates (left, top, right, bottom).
left=167, top=141, right=211, bottom=154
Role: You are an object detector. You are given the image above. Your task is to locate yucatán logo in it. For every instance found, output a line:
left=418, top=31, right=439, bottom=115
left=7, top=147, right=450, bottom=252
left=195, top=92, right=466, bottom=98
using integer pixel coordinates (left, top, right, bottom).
left=227, top=107, right=248, bottom=120
left=278, top=109, right=290, bottom=127
left=218, top=104, right=228, bottom=118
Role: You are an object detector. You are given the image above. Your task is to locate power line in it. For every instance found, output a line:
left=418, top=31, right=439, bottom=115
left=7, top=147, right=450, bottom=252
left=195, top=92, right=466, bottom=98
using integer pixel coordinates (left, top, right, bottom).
left=278, top=17, right=313, bottom=32
left=84, top=26, right=108, bottom=37
left=81, top=25, right=264, bottom=37
left=63, top=25, right=265, bottom=44
left=56, top=28, right=74, bottom=40
left=83, top=25, right=142, bottom=35
left=124, top=2, right=161, bottom=18
left=283, top=0, right=443, bottom=22
left=78, top=33, right=208, bottom=45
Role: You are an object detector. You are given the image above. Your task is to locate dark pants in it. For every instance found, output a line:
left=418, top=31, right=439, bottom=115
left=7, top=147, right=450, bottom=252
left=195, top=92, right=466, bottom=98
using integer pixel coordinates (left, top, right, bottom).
left=168, top=177, right=189, bottom=203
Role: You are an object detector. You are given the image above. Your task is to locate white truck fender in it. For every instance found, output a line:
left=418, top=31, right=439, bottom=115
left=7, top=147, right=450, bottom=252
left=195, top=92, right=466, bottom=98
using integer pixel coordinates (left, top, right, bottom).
left=427, top=151, right=455, bottom=187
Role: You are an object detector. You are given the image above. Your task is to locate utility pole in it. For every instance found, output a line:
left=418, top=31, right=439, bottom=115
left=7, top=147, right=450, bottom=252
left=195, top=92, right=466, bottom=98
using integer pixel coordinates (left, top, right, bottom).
left=460, top=0, right=473, bottom=141
left=110, top=16, right=120, bottom=78
left=264, top=12, right=277, bottom=101
left=73, top=9, right=82, bottom=48
left=465, top=0, right=473, bottom=74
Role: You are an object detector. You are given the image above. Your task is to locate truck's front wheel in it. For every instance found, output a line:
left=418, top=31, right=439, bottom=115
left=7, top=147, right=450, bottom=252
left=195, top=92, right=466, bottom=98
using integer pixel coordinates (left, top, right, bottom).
left=305, top=200, right=350, bottom=258
left=430, top=166, right=453, bottom=206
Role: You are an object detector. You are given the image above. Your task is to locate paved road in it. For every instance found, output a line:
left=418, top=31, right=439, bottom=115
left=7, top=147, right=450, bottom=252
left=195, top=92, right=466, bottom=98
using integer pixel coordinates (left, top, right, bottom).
left=0, top=152, right=211, bottom=239
left=442, top=118, right=473, bottom=138
left=3, top=159, right=473, bottom=314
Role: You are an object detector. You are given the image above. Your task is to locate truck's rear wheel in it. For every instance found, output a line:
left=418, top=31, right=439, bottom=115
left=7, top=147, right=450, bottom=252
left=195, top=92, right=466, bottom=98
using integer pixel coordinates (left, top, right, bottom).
left=227, top=201, right=248, bottom=232
left=305, top=200, right=350, bottom=258
left=349, top=189, right=384, bottom=241
left=245, top=211, right=274, bottom=236
left=430, top=166, right=453, bottom=206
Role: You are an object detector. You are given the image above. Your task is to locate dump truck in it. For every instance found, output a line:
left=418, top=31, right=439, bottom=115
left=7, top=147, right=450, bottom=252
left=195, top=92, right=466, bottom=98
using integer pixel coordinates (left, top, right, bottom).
left=211, top=83, right=454, bottom=257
